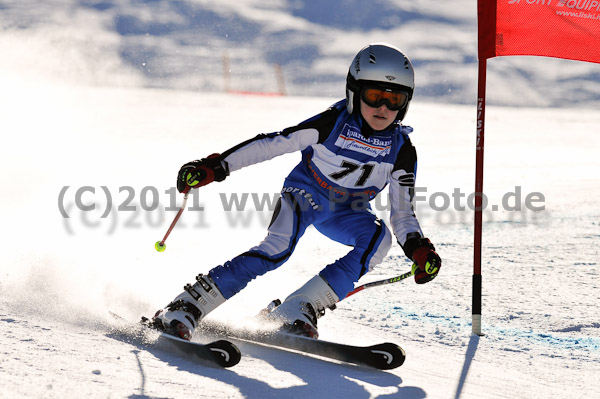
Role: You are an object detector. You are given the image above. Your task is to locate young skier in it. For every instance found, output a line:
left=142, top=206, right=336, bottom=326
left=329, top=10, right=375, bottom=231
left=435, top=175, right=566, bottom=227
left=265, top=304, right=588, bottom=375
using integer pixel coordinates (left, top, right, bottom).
left=153, top=43, right=442, bottom=340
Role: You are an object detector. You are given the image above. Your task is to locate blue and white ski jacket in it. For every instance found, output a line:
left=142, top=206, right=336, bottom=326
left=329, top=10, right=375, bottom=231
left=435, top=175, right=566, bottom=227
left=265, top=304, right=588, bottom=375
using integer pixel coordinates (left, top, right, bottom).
left=218, top=99, right=423, bottom=247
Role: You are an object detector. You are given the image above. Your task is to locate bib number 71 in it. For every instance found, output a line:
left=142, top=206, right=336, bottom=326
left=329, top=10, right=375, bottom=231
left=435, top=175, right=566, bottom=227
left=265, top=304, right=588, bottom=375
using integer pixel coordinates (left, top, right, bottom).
left=329, top=161, right=374, bottom=187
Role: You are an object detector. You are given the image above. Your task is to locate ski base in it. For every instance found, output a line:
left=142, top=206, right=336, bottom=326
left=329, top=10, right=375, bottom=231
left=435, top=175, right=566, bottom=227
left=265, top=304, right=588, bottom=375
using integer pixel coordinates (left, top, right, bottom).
left=199, top=321, right=405, bottom=370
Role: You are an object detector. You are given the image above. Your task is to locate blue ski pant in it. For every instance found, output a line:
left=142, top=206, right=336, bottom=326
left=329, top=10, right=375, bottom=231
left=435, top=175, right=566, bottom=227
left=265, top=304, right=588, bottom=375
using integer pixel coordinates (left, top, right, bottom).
left=209, top=183, right=392, bottom=300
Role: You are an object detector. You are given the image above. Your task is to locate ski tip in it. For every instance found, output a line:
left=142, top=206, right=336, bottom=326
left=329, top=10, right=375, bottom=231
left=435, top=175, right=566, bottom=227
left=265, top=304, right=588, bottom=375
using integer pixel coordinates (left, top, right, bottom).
left=207, top=340, right=242, bottom=368
left=368, top=342, right=406, bottom=370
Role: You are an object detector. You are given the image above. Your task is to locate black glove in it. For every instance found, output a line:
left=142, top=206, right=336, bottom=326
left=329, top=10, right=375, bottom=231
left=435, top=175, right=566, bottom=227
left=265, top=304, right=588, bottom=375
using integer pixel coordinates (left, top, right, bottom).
left=403, top=236, right=442, bottom=284
left=176, top=153, right=228, bottom=193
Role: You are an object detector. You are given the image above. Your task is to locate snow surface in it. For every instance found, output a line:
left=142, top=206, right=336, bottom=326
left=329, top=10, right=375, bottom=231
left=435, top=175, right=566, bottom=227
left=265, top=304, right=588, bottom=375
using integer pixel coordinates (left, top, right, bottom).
left=2, top=81, right=600, bottom=399
left=1, top=1, right=600, bottom=398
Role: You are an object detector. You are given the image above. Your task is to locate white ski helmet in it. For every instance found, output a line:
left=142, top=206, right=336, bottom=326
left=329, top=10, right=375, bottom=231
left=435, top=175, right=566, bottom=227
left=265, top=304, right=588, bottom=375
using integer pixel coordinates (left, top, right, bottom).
left=346, top=43, right=415, bottom=122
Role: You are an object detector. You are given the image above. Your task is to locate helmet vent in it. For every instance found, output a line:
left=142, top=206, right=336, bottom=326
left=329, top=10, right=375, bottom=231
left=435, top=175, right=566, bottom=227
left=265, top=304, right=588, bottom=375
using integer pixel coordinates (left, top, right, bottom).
left=385, top=75, right=396, bottom=81
left=368, top=47, right=377, bottom=63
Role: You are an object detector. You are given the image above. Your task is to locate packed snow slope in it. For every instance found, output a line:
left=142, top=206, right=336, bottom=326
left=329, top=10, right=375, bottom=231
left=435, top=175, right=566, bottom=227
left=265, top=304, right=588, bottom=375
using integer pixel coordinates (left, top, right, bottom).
left=1, top=84, right=599, bottom=398
left=1, top=0, right=599, bottom=107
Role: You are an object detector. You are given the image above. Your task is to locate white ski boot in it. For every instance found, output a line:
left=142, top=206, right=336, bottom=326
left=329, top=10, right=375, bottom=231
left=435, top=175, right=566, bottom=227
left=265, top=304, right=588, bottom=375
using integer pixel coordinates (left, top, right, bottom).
left=264, top=275, right=339, bottom=338
left=152, top=274, right=225, bottom=340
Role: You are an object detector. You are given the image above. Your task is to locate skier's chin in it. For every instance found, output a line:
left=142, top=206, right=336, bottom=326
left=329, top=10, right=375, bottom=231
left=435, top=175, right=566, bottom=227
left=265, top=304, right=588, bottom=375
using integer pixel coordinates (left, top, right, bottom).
left=367, top=118, right=391, bottom=131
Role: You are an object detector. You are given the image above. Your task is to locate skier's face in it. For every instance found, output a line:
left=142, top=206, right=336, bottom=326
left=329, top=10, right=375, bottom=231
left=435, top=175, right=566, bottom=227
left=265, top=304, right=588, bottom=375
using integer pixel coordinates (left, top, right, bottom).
left=360, top=99, right=399, bottom=131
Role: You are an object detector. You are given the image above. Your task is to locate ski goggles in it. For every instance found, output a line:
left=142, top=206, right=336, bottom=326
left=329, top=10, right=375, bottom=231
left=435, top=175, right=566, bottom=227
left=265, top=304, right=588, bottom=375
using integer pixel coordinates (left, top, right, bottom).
left=360, top=86, right=409, bottom=111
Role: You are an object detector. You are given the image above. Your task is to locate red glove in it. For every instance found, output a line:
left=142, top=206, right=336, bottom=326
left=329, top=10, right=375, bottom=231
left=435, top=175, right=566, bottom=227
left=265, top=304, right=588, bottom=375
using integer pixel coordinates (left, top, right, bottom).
left=177, top=154, right=228, bottom=193
left=404, top=237, right=441, bottom=284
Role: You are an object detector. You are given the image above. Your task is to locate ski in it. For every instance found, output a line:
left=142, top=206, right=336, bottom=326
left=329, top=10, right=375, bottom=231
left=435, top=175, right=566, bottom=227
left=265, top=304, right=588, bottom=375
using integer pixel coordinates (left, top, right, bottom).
left=199, top=321, right=405, bottom=370
left=153, top=330, right=241, bottom=368
left=109, top=313, right=241, bottom=368
left=139, top=316, right=241, bottom=368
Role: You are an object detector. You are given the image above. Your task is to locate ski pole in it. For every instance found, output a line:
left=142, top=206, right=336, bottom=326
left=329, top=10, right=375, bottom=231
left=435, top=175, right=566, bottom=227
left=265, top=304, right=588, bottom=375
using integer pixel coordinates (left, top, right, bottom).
left=155, top=190, right=189, bottom=252
left=344, top=266, right=415, bottom=299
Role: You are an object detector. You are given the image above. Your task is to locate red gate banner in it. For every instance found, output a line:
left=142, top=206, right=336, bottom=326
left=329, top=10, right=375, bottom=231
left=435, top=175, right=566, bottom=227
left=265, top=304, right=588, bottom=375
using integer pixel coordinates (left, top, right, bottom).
left=479, top=0, right=600, bottom=63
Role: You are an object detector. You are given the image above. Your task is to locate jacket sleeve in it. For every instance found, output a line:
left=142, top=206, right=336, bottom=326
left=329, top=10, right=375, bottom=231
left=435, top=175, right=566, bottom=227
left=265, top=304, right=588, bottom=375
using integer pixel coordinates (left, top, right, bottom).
left=221, top=107, right=340, bottom=173
left=388, top=137, right=424, bottom=247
